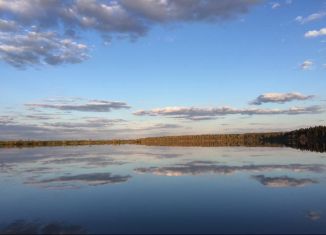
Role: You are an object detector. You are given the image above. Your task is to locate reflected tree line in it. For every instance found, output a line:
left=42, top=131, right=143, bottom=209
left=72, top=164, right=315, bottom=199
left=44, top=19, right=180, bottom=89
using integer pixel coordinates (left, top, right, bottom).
left=0, top=126, right=325, bottom=152
left=134, top=126, right=326, bottom=152
left=262, top=126, right=326, bottom=153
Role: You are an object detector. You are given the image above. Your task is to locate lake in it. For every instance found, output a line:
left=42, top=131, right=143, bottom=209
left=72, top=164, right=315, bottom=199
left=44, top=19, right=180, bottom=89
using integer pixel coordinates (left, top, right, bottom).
left=0, top=145, right=325, bottom=234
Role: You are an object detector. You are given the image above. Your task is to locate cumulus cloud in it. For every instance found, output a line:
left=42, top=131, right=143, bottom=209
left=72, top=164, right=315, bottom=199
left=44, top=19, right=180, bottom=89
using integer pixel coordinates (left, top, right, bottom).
left=304, top=27, right=326, bottom=38
left=134, top=105, right=324, bottom=120
left=0, top=0, right=260, bottom=68
left=25, top=99, right=130, bottom=112
left=250, top=92, right=314, bottom=105
left=0, top=0, right=147, bottom=36
left=252, top=175, right=317, bottom=187
left=300, top=60, right=313, bottom=70
left=121, top=0, right=259, bottom=22
left=0, top=0, right=259, bottom=27
left=0, top=31, right=88, bottom=68
left=295, top=12, right=326, bottom=24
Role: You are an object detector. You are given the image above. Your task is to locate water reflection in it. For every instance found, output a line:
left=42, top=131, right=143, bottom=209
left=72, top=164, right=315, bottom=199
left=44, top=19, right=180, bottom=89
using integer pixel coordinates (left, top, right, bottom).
left=27, top=172, right=131, bottom=187
left=0, top=145, right=325, bottom=233
left=135, top=162, right=325, bottom=176
left=306, top=211, right=322, bottom=221
left=0, top=220, right=86, bottom=234
left=252, top=175, right=317, bottom=188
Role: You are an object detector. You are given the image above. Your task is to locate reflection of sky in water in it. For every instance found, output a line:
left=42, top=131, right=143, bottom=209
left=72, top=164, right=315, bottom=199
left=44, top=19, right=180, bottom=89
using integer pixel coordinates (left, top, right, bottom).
left=0, top=145, right=325, bottom=234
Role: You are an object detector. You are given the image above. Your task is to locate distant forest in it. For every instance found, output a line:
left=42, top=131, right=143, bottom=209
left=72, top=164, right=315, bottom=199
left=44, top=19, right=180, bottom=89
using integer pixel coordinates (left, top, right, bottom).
left=0, top=126, right=325, bottom=152
left=134, top=126, right=326, bottom=152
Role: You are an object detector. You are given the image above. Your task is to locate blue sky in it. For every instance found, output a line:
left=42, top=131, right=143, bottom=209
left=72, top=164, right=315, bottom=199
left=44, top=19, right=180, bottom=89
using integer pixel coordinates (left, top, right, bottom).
left=0, top=0, right=325, bottom=140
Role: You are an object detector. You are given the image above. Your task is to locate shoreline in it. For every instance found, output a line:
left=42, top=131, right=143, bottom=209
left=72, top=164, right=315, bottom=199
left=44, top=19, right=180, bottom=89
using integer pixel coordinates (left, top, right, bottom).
left=0, top=126, right=325, bottom=152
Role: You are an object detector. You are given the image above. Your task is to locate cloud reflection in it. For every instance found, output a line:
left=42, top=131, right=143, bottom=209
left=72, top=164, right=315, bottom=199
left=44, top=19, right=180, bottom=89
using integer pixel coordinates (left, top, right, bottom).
left=27, top=172, right=131, bottom=187
left=0, top=220, right=86, bottom=234
left=0, top=147, right=188, bottom=190
left=306, top=211, right=322, bottom=221
left=43, top=156, right=125, bottom=168
left=252, top=175, right=317, bottom=188
left=135, top=162, right=325, bottom=176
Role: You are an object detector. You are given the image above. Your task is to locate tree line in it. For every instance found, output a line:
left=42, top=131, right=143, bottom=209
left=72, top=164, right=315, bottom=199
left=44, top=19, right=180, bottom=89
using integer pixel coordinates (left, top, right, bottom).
left=0, top=126, right=325, bottom=152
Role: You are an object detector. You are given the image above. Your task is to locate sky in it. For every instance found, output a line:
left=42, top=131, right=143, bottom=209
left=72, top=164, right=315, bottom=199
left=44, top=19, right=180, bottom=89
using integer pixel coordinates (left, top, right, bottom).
left=0, top=0, right=325, bottom=140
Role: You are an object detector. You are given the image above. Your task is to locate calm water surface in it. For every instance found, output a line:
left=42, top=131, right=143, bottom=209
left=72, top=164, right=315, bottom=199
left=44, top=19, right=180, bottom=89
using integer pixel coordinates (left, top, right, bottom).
left=0, top=145, right=325, bottom=234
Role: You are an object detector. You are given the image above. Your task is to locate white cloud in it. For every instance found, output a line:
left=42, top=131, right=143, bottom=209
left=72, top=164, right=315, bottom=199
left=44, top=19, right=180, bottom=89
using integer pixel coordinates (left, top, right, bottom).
left=134, top=105, right=324, bottom=120
left=0, top=31, right=88, bottom=68
left=25, top=99, right=130, bottom=112
left=304, top=27, right=326, bottom=38
left=121, top=0, right=260, bottom=22
left=295, top=12, right=326, bottom=24
left=300, top=60, right=313, bottom=70
left=270, top=1, right=292, bottom=10
left=0, top=120, right=184, bottom=140
left=43, top=118, right=126, bottom=129
left=271, top=2, right=281, bottom=9
left=250, top=92, right=314, bottom=105
left=0, top=0, right=260, bottom=68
